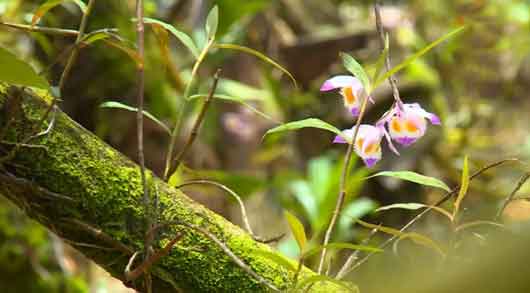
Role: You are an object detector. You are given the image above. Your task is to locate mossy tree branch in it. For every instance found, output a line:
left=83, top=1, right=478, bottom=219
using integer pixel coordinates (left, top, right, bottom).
left=0, top=84, right=346, bottom=292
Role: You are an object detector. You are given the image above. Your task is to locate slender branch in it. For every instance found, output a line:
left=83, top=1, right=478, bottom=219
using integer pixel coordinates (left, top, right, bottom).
left=34, top=0, right=96, bottom=137
left=133, top=2, right=153, bottom=293
left=62, top=218, right=134, bottom=255
left=0, top=21, right=79, bottom=37
left=124, top=233, right=183, bottom=282
left=58, top=0, right=96, bottom=92
left=167, top=69, right=221, bottom=177
left=337, top=158, right=520, bottom=279
left=374, top=1, right=402, bottom=105
left=169, top=221, right=280, bottom=292
left=163, top=40, right=215, bottom=180
left=317, top=93, right=370, bottom=274
left=175, top=179, right=283, bottom=243
left=496, top=172, right=530, bottom=220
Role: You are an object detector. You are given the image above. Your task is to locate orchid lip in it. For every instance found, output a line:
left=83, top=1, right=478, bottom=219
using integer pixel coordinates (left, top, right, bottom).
left=363, top=158, right=378, bottom=168
left=395, top=136, right=417, bottom=146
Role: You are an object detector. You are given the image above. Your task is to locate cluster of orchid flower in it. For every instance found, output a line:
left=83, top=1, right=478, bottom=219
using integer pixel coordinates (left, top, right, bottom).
left=320, top=75, right=441, bottom=168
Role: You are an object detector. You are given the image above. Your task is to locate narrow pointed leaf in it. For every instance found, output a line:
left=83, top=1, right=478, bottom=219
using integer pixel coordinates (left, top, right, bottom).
left=455, top=220, right=505, bottom=232
left=374, top=26, right=465, bottom=89
left=102, top=39, right=143, bottom=67
left=302, top=242, right=382, bottom=258
left=356, top=220, right=446, bottom=257
left=453, top=155, right=470, bottom=218
left=0, top=46, right=49, bottom=89
left=32, top=0, right=87, bottom=26
left=188, top=94, right=274, bottom=121
left=263, top=118, right=344, bottom=140
left=284, top=210, right=307, bottom=251
left=376, top=203, right=453, bottom=220
left=296, top=275, right=359, bottom=292
left=143, top=17, right=200, bottom=59
left=100, top=101, right=170, bottom=135
left=367, top=171, right=451, bottom=192
left=340, top=52, right=370, bottom=90
left=205, top=5, right=219, bottom=40
left=215, top=43, right=298, bottom=88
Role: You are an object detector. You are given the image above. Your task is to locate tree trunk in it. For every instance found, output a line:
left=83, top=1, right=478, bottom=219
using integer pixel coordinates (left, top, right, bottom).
left=0, top=84, right=346, bottom=292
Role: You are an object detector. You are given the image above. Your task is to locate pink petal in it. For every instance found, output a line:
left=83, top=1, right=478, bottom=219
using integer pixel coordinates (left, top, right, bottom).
left=320, top=75, right=363, bottom=92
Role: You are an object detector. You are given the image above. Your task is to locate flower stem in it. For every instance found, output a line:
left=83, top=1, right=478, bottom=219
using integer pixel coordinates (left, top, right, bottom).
left=374, top=1, right=403, bottom=107
left=317, top=94, right=370, bottom=274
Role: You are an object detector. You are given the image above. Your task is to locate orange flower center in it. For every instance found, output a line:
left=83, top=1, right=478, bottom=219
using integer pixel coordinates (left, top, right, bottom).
left=365, top=143, right=380, bottom=154
left=405, top=120, right=419, bottom=132
left=391, top=118, right=402, bottom=132
left=356, top=138, right=364, bottom=149
left=341, top=87, right=356, bottom=105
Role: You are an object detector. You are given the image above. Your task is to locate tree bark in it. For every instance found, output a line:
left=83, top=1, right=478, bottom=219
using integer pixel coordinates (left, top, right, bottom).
left=0, top=84, right=346, bottom=292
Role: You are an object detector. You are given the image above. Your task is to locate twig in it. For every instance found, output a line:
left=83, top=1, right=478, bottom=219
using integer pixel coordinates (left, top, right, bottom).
left=0, top=21, right=80, bottom=37
left=124, top=233, right=183, bottom=281
left=167, top=69, right=221, bottom=177
left=317, top=87, right=370, bottom=274
left=168, top=221, right=280, bottom=292
left=35, top=0, right=96, bottom=136
left=337, top=158, right=520, bottom=279
left=163, top=40, right=215, bottom=180
left=374, top=1, right=402, bottom=105
left=175, top=179, right=283, bottom=243
left=495, top=172, right=530, bottom=220
left=62, top=218, right=134, bottom=255
left=133, top=2, right=153, bottom=293
left=0, top=171, right=75, bottom=202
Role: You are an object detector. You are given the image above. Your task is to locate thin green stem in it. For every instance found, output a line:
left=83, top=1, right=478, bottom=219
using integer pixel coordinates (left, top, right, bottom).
left=317, top=95, right=370, bottom=274
left=0, top=21, right=79, bottom=37
left=58, top=0, right=96, bottom=91
left=168, top=69, right=221, bottom=177
left=374, top=1, right=402, bottom=106
left=163, top=40, right=215, bottom=180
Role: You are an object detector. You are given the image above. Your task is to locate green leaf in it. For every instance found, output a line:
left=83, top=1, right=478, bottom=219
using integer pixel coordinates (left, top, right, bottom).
left=263, top=118, right=344, bottom=140
left=284, top=210, right=307, bottom=251
left=373, top=26, right=465, bottom=89
left=455, top=220, right=505, bottom=232
left=102, top=38, right=143, bottom=67
left=340, top=52, right=370, bottom=90
left=376, top=203, right=453, bottom=220
left=296, top=275, right=359, bottom=292
left=80, top=30, right=112, bottom=45
left=205, top=5, right=219, bottom=40
left=367, top=171, right=451, bottom=192
left=32, top=0, right=87, bottom=26
left=143, top=17, right=200, bottom=59
left=100, top=101, right=170, bottom=135
left=371, top=33, right=389, bottom=84
left=302, top=242, right=382, bottom=258
left=0, top=46, right=49, bottom=89
left=356, top=220, right=446, bottom=257
left=453, top=155, right=470, bottom=218
left=188, top=94, right=274, bottom=121
left=251, top=249, right=296, bottom=272
left=215, top=43, right=298, bottom=88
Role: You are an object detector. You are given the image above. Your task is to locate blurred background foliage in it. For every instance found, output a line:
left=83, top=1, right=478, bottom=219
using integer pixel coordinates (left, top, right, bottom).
left=1, top=0, right=530, bottom=291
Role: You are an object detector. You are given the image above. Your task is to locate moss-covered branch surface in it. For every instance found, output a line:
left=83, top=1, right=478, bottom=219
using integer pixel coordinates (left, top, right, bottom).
left=0, top=85, right=345, bottom=292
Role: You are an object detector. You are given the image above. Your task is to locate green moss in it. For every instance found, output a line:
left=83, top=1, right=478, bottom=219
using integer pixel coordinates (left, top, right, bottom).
left=0, top=87, right=347, bottom=292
